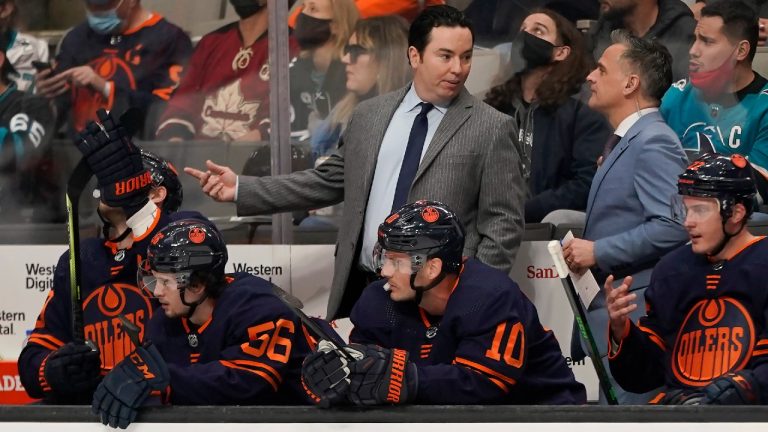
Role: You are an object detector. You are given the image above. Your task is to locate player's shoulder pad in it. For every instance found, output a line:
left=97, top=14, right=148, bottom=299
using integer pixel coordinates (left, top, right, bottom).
left=449, top=259, right=522, bottom=320
left=169, top=210, right=207, bottom=223
left=219, top=273, right=295, bottom=316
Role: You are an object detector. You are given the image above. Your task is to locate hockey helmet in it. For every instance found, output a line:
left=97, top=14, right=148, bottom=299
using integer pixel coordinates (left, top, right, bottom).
left=374, top=200, right=465, bottom=274
left=141, top=219, right=228, bottom=297
left=676, top=153, right=756, bottom=220
left=141, top=149, right=183, bottom=212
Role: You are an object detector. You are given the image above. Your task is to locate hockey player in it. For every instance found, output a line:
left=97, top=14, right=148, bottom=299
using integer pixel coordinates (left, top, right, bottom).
left=155, top=0, right=298, bottom=142
left=606, top=153, right=768, bottom=404
left=0, top=0, right=50, bottom=92
left=660, top=0, right=768, bottom=198
left=18, top=111, right=199, bottom=404
left=0, top=31, right=58, bottom=222
left=91, top=219, right=321, bottom=428
left=35, top=0, right=192, bottom=137
left=302, top=200, right=586, bottom=406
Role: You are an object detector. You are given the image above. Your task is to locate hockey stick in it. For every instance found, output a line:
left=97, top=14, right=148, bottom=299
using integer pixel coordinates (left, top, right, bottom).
left=547, top=241, right=619, bottom=405
left=66, top=158, right=92, bottom=342
left=270, top=283, right=353, bottom=360
left=67, top=108, right=142, bottom=343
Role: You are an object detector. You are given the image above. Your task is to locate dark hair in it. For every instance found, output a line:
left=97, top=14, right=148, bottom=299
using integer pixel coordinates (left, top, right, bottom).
left=611, top=29, right=673, bottom=103
left=485, top=9, right=592, bottom=111
left=701, top=0, right=759, bottom=62
left=408, top=5, right=474, bottom=55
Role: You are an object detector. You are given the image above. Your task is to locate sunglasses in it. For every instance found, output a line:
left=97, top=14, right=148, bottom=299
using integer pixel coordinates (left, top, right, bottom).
left=343, top=44, right=369, bottom=64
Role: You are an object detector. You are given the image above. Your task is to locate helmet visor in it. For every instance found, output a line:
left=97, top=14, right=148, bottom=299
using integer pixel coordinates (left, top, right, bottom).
left=373, top=244, right=427, bottom=275
left=671, top=194, right=720, bottom=224
left=138, top=259, right=190, bottom=298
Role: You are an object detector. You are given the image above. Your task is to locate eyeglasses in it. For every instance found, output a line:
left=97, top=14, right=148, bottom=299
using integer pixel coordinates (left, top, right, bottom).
left=343, top=44, right=369, bottom=64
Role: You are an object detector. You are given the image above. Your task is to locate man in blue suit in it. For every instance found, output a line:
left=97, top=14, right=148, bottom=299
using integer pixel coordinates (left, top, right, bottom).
left=562, top=29, right=689, bottom=404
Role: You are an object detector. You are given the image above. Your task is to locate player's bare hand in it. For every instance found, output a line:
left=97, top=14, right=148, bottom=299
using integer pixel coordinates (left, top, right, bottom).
left=36, top=68, right=70, bottom=98
left=604, top=275, right=636, bottom=343
left=184, top=160, right=236, bottom=202
left=562, top=238, right=596, bottom=274
left=65, top=66, right=107, bottom=92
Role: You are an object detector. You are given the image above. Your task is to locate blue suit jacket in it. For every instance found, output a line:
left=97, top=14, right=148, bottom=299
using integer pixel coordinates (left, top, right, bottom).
left=575, top=111, right=689, bottom=395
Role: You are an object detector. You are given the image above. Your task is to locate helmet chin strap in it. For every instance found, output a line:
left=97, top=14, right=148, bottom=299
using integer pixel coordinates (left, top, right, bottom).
left=707, top=218, right=747, bottom=258
left=98, top=207, right=132, bottom=243
left=409, top=271, right=448, bottom=305
left=179, top=288, right=208, bottom=318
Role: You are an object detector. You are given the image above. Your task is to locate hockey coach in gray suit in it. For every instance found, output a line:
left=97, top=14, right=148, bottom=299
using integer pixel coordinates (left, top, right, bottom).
left=185, top=6, right=525, bottom=319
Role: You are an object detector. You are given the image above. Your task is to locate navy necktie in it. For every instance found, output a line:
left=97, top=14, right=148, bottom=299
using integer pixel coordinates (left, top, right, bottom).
left=392, top=102, right=434, bottom=211
left=602, top=134, right=621, bottom=160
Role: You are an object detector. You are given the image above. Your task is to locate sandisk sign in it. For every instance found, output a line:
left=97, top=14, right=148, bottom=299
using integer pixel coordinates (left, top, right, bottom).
left=0, top=361, right=36, bottom=404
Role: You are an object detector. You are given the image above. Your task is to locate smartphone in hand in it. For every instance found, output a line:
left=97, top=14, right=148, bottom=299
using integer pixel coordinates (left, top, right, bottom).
left=31, top=61, right=53, bottom=74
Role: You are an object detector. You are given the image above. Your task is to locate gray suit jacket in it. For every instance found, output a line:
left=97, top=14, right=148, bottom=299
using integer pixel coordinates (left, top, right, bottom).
left=574, top=111, right=689, bottom=381
left=236, top=85, right=525, bottom=319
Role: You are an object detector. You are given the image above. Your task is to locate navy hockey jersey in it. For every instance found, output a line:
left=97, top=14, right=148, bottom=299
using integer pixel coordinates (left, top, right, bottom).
left=18, top=209, right=204, bottom=401
left=145, top=273, right=320, bottom=405
left=350, top=259, right=586, bottom=404
left=55, top=14, right=192, bottom=135
left=609, top=237, right=768, bottom=397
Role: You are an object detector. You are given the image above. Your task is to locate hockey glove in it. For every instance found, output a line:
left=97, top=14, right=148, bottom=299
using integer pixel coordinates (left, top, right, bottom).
left=43, top=341, right=102, bottom=403
left=702, top=370, right=761, bottom=405
left=92, top=343, right=169, bottom=429
left=301, top=340, right=353, bottom=408
left=656, top=388, right=704, bottom=405
left=346, top=344, right=417, bottom=406
left=75, top=109, right=149, bottom=217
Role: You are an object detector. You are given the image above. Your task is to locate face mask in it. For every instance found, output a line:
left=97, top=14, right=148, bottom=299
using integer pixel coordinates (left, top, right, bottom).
left=86, top=0, right=125, bottom=35
left=512, top=31, right=556, bottom=73
left=229, top=0, right=266, bottom=19
left=294, top=13, right=332, bottom=50
left=690, top=48, right=738, bottom=99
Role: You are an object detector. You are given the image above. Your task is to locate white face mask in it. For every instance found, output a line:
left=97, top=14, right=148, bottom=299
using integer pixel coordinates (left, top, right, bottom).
left=86, top=0, right=126, bottom=35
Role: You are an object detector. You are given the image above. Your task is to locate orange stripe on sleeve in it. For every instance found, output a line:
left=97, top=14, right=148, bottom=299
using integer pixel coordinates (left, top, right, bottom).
left=753, top=349, right=768, bottom=356
left=454, top=357, right=517, bottom=386
left=231, top=360, right=282, bottom=383
left=219, top=360, right=278, bottom=391
left=637, top=324, right=667, bottom=351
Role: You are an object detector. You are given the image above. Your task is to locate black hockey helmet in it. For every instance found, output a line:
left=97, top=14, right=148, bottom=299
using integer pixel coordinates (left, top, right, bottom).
left=376, top=200, right=465, bottom=274
left=141, top=149, right=183, bottom=212
left=144, top=219, right=228, bottom=298
left=677, top=153, right=756, bottom=220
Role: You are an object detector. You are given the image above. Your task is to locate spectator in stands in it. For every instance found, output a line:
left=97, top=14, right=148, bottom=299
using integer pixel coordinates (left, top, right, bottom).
left=290, top=0, right=358, bottom=141
left=693, top=1, right=768, bottom=47
left=157, top=0, right=298, bottom=142
left=485, top=9, right=611, bottom=223
left=311, top=15, right=411, bottom=159
left=0, top=31, right=57, bottom=222
left=185, top=5, right=524, bottom=320
left=463, top=0, right=601, bottom=47
left=35, top=0, right=192, bottom=137
left=562, top=30, right=688, bottom=404
left=0, top=0, right=49, bottom=92
left=661, top=0, right=768, bottom=200
left=591, top=0, right=696, bottom=80
left=289, top=0, right=445, bottom=25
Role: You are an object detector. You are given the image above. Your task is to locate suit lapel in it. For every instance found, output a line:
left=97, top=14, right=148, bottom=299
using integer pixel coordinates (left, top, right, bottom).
left=585, top=113, right=658, bottom=220
left=413, top=89, right=473, bottom=182
left=360, top=87, right=410, bottom=194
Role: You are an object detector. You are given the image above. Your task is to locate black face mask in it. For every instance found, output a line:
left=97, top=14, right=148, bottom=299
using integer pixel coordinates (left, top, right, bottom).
left=512, top=31, right=556, bottom=73
left=294, top=13, right=332, bottom=50
left=229, top=0, right=266, bottom=19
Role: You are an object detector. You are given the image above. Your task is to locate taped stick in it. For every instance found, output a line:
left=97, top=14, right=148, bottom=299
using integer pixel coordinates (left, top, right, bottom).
left=547, top=240, right=619, bottom=405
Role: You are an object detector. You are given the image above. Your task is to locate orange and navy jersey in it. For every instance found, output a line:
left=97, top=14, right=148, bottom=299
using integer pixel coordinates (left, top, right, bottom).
left=609, top=237, right=768, bottom=396
left=17, top=210, right=205, bottom=401
left=349, top=258, right=586, bottom=404
left=145, top=273, right=323, bottom=405
left=156, top=23, right=299, bottom=142
left=55, top=14, right=192, bottom=136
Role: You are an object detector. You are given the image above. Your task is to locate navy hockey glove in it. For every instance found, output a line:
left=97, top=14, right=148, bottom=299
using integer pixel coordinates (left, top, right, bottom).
left=43, top=341, right=102, bottom=403
left=301, top=340, right=353, bottom=408
left=702, top=370, right=761, bottom=405
left=75, top=109, right=149, bottom=217
left=92, top=343, right=169, bottom=429
left=656, top=388, right=704, bottom=405
left=346, top=344, right=417, bottom=406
